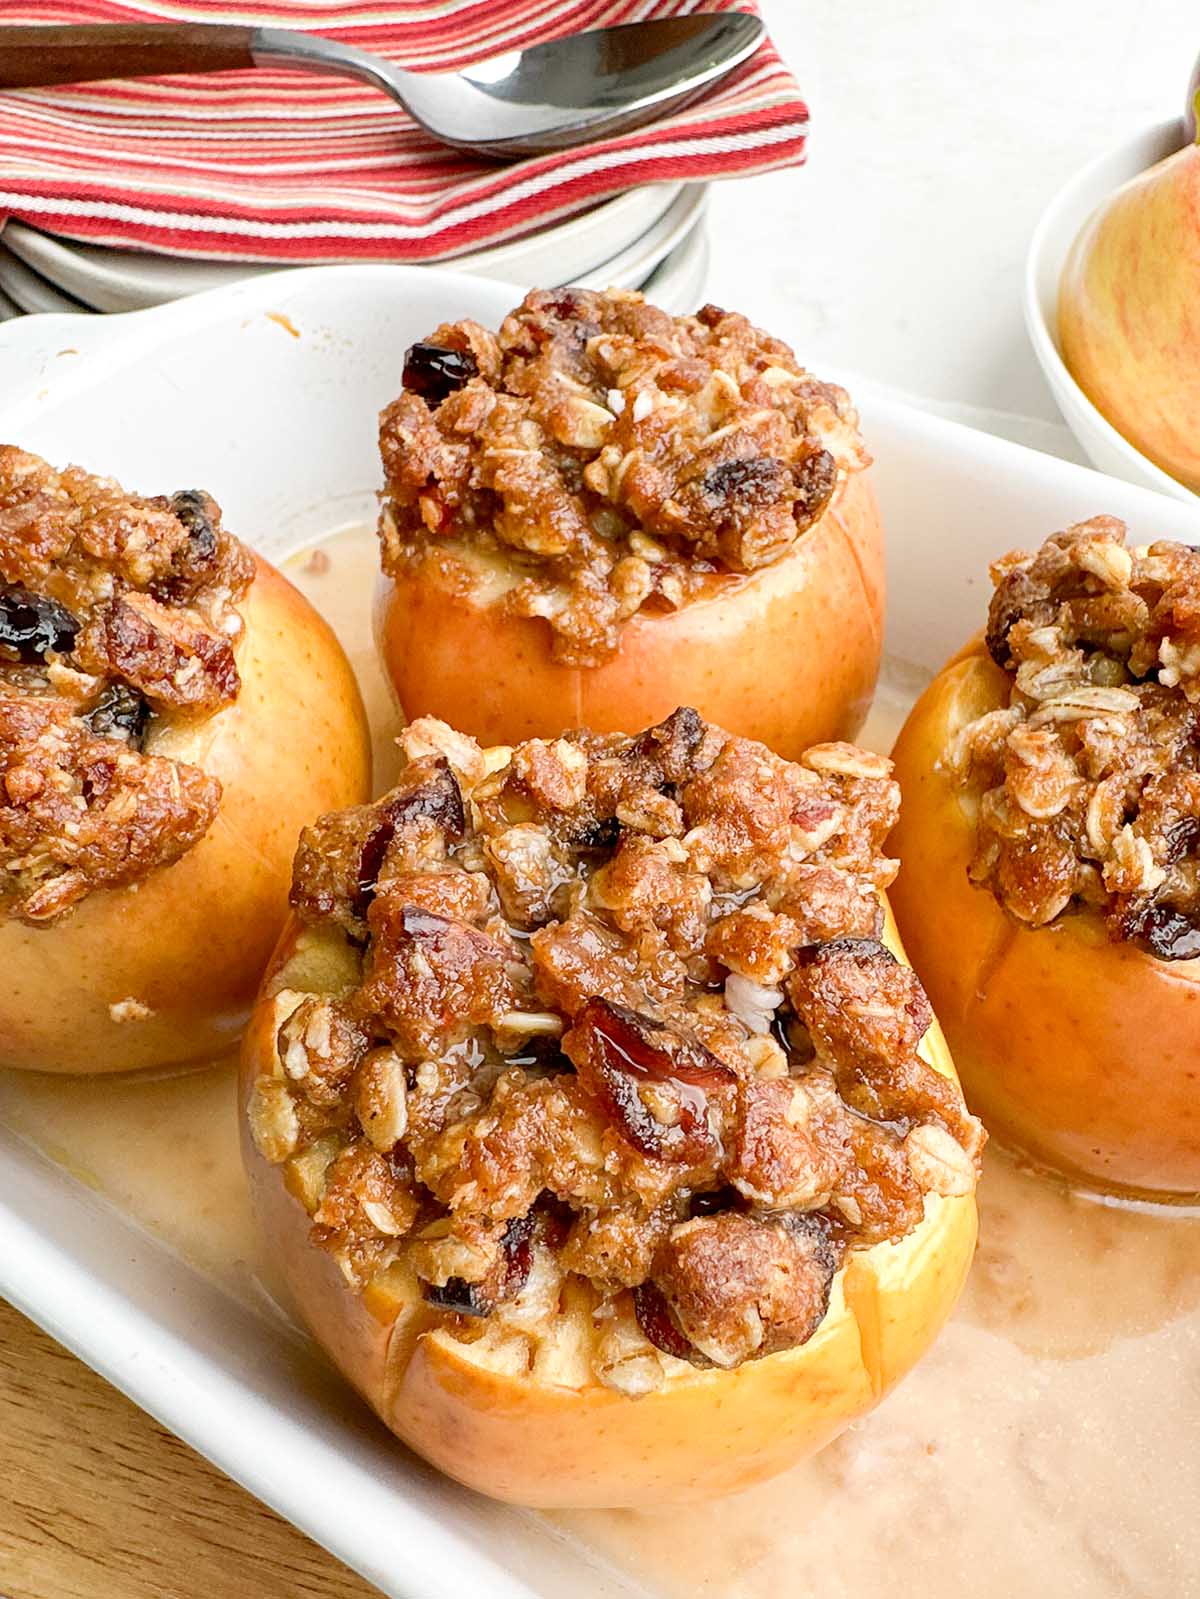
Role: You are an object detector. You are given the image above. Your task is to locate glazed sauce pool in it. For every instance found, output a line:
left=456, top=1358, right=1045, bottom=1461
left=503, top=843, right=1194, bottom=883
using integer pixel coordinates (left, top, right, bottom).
left=0, top=525, right=1194, bottom=1599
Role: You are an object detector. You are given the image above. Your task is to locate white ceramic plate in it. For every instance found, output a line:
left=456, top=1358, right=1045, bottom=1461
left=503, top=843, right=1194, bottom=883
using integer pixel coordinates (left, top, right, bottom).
left=1024, top=117, right=1197, bottom=506
left=0, top=244, right=88, bottom=316
left=2, top=183, right=686, bottom=314
left=1, top=266, right=1198, bottom=1599
left=0, top=188, right=707, bottom=323
left=572, top=185, right=706, bottom=295
left=637, top=224, right=710, bottom=313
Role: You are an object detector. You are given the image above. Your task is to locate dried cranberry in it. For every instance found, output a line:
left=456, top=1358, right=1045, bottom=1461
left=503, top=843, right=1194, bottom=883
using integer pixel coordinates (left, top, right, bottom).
left=1124, top=902, right=1200, bottom=961
left=353, top=760, right=465, bottom=919
left=402, top=342, right=478, bottom=406
left=567, top=996, right=735, bottom=1164
left=84, top=683, right=151, bottom=748
left=499, top=1213, right=535, bottom=1298
left=633, top=1281, right=709, bottom=1366
left=0, top=583, right=78, bottom=664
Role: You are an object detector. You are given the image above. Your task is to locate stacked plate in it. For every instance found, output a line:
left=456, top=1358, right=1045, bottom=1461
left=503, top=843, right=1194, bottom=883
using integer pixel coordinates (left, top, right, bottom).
left=0, top=182, right=709, bottom=321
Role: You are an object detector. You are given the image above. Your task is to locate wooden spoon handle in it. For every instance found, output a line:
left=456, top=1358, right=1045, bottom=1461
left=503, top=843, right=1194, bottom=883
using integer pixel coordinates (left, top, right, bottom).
left=0, top=23, right=257, bottom=89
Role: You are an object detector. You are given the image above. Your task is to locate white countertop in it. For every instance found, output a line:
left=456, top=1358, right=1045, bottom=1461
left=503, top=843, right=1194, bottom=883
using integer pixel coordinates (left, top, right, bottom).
left=708, top=0, right=1193, bottom=450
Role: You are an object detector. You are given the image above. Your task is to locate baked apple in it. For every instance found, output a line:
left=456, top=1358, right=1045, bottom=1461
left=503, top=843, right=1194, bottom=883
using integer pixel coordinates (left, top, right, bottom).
left=0, top=447, right=370, bottom=1073
left=890, top=517, right=1200, bottom=1199
left=374, top=289, right=884, bottom=760
left=241, top=708, right=981, bottom=1507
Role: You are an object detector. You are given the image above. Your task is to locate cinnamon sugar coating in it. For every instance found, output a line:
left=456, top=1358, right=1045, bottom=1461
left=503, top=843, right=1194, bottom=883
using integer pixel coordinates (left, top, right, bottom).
left=260, top=711, right=982, bottom=1380
left=0, top=448, right=253, bottom=922
left=951, top=518, right=1200, bottom=957
left=378, top=289, right=869, bottom=665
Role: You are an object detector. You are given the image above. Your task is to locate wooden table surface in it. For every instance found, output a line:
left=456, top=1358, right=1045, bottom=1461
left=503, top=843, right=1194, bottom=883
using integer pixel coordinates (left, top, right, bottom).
left=0, top=1298, right=378, bottom=1599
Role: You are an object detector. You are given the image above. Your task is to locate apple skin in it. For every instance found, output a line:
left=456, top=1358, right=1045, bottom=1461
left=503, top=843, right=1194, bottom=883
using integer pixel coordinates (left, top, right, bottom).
left=889, top=642, right=1200, bottom=1202
left=0, top=557, right=371, bottom=1075
left=1058, top=141, right=1200, bottom=493
left=375, top=472, right=884, bottom=763
left=1186, top=56, right=1199, bottom=143
left=239, top=907, right=978, bottom=1509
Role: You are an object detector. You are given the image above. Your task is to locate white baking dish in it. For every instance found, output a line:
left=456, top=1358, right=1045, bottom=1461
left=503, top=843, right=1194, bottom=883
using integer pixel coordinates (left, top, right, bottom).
left=0, top=266, right=1197, bottom=1599
left=1024, top=117, right=1198, bottom=506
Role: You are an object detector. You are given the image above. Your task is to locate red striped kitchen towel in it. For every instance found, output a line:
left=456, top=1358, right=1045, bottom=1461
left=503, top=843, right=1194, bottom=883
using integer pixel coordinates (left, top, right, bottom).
left=0, top=1, right=806, bottom=263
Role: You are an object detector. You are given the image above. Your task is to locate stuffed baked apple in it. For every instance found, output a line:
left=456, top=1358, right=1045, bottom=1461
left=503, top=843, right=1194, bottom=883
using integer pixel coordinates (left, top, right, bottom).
left=0, top=447, right=370, bottom=1073
left=242, top=708, right=981, bottom=1507
left=374, top=289, right=883, bottom=759
left=891, top=517, right=1200, bottom=1199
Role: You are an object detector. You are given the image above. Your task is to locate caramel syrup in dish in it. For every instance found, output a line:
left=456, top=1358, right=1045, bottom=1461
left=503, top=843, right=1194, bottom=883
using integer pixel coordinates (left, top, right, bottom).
left=0, top=524, right=1197, bottom=1597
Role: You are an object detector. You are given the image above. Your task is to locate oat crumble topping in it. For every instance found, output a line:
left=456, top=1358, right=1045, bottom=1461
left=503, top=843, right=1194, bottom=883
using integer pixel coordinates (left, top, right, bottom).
left=377, top=289, right=870, bottom=666
left=950, top=517, right=1200, bottom=959
left=253, top=710, right=982, bottom=1385
left=0, top=447, right=254, bottom=923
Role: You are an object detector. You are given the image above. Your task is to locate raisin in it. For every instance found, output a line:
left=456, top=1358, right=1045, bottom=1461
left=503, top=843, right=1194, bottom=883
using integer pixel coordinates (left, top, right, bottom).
left=792, top=447, right=837, bottom=526
left=700, top=456, right=787, bottom=511
left=401, top=342, right=478, bottom=406
left=627, top=705, right=705, bottom=783
left=0, top=583, right=78, bottom=664
left=170, top=490, right=217, bottom=565
left=986, top=567, right=1043, bottom=670
left=84, top=683, right=151, bottom=748
left=1124, top=902, right=1200, bottom=961
left=793, top=934, right=894, bottom=969
left=423, top=1277, right=492, bottom=1317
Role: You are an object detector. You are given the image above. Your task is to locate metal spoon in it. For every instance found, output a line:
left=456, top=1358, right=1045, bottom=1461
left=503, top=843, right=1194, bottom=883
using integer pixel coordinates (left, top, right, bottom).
left=0, top=14, right=765, bottom=160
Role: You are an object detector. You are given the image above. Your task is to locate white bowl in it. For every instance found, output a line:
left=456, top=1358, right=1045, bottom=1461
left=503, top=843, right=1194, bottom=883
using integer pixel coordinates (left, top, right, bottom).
left=1023, top=117, right=1198, bottom=506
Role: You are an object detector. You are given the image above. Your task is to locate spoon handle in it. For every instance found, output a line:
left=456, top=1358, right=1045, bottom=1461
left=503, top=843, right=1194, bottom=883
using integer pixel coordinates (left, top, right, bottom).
left=0, top=23, right=256, bottom=87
